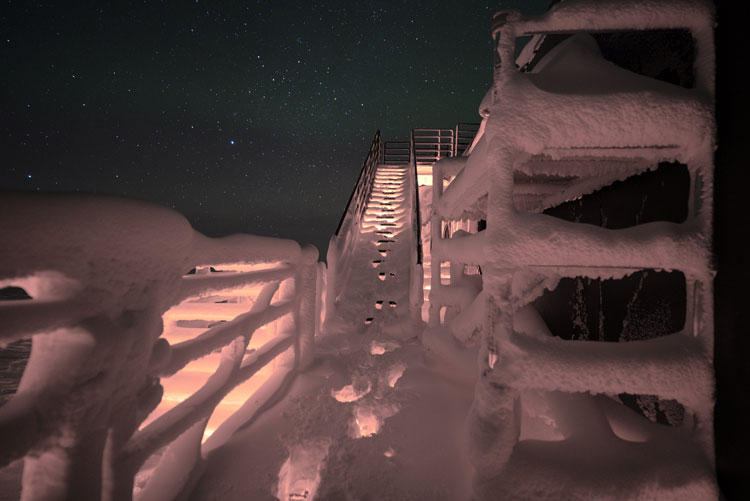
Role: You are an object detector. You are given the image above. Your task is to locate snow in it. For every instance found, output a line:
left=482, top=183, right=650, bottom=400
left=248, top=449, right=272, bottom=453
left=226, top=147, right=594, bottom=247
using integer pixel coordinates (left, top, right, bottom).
left=0, top=0, right=718, bottom=498
left=0, top=192, right=323, bottom=499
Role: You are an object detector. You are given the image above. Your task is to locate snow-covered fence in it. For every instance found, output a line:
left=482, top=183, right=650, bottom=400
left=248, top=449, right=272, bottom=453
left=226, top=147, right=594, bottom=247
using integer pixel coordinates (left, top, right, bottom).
left=0, top=192, right=324, bottom=500
left=326, top=130, right=381, bottom=319
left=431, top=0, right=717, bottom=496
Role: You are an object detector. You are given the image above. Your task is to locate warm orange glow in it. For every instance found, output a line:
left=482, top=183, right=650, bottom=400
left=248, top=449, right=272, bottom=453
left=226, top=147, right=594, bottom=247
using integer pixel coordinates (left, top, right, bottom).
left=276, top=439, right=331, bottom=501
left=331, top=381, right=370, bottom=402
left=350, top=401, right=399, bottom=438
left=386, top=363, right=406, bottom=388
left=353, top=405, right=381, bottom=437
left=142, top=264, right=291, bottom=443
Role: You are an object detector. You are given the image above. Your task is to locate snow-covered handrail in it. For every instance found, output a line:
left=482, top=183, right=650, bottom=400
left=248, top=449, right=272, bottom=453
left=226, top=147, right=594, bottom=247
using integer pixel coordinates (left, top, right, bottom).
left=0, top=192, right=324, bottom=500
left=334, top=130, right=382, bottom=239
left=327, top=131, right=382, bottom=316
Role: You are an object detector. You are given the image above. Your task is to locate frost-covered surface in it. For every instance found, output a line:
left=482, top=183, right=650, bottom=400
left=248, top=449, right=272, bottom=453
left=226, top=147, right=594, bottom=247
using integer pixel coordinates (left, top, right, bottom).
left=427, top=0, right=716, bottom=498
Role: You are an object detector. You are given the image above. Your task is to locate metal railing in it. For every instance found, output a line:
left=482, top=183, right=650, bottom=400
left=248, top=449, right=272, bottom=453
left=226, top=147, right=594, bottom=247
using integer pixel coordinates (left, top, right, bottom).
left=455, top=122, right=481, bottom=156
left=334, top=130, right=382, bottom=237
left=327, top=131, right=382, bottom=318
left=411, top=128, right=455, bottom=168
left=409, top=140, right=423, bottom=266
left=383, top=141, right=410, bottom=165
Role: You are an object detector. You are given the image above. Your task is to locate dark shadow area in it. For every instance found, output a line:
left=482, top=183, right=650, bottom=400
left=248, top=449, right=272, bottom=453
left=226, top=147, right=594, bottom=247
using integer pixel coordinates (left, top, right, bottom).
left=714, top=1, right=750, bottom=498
left=532, top=271, right=686, bottom=342
left=0, top=287, right=32, bottom=407
left=519, top=28, right=696, bottom=89
left=542, top=162, right=690, bottom=228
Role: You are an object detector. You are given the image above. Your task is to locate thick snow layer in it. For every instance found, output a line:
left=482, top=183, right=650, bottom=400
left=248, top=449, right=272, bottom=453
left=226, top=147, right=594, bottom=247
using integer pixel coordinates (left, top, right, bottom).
left=513, top=0, right=715, bottom=93
left=188, top=339, right=475, bottom=501
left=504, top=305, right=713, bottom=415
left=491, top=39, right=714, bottom=161
left=0, top=193, right=303, bottom=343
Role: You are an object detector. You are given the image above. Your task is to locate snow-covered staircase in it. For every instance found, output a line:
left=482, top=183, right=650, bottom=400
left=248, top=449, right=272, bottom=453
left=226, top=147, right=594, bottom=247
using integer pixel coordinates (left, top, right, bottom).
left=358, top=165, right=411, bottom=326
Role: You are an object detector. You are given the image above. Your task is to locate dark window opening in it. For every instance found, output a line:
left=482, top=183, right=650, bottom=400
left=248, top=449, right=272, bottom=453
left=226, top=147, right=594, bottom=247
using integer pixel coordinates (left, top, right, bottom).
left=618, top=393, right=686, bottom=427
left=530, top=270, right=686, bottom=342
left=0, top=286, right=32, bottom=301
left=542, top=162, right=690, bottom=229
left=518, top=29, right=696, bottom=89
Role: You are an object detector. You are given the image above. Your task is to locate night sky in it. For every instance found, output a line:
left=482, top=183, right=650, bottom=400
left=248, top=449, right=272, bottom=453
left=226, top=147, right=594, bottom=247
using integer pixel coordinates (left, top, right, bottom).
left=2, top=1, right=548, bottom=253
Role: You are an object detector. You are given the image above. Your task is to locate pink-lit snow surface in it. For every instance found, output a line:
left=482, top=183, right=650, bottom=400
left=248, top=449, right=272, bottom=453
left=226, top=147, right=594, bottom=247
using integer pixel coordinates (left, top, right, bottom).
left=190, top=331, right=475, bottom=500
left=189, top=164, right=475, bottom=499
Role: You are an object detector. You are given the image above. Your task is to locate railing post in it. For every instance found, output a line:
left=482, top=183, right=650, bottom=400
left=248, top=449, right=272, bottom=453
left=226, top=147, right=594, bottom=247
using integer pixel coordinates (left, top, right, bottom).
left=491, top=11, right=516, bottom=104
left=324, top=236, right=338, bottom=323
left=429, top=159, right=444, bottom=327
left=295, top=245, right=319, bottom=371
left=466, top=296, right=520, bottom=478
left=315, top=261, right=326, bottom=337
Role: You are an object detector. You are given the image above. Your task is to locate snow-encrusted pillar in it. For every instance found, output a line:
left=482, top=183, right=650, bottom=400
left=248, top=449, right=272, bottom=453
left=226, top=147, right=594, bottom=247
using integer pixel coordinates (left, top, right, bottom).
left=324, top=236, right=337, bottom=326
left=490, top=10, right=518, bottom=105
left=466, top=295, right=520, bottom=478
left=295, top=245, right=319, bottom=371
left=428, top=159, right=445, bottom=327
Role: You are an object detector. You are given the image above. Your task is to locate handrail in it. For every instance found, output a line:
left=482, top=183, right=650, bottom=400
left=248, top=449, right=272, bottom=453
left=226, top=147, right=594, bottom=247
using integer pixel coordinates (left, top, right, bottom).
left=455, top=122, right=481, bottom=156
left=383, top=141, right=410, bottom=165
left=334, top=130, right=381, bottom=236
left=412, top=128, right=455, bottom=167
left=410, top=139, right=423, bottom=266
left=0, top=192, right=324, bottom=500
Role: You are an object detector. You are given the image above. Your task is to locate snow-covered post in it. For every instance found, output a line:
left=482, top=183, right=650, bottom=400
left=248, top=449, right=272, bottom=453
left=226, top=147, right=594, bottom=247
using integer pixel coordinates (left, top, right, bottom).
left=428, top=159, right=445, bottom=327
left=490, top=11, right=515, bottom=104
left=409, top=260, right=423, bottom=323
left=295, top=245, right=319, bottom=371
left=324, top=236, right=338, bottom=325
left=466, top=295, right=519, bottom=478
left=315, top=261, right=327, bottom=337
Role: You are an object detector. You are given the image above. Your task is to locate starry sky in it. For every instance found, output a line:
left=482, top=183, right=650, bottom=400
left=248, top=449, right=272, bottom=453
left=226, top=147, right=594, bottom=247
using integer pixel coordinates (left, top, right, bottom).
left=2, top=0, right=549, bottom=253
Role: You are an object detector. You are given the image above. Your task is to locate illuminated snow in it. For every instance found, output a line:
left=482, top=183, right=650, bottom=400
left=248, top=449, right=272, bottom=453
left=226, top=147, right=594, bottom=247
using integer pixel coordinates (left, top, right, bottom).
left=351, top=401, right=399, bottom=438
left=369, top=340, right=399, bottom=356
left=331, top=380, right=371, bottom=403
left=276, top=438, right=331, bottom=501
left=385, top=362, right=406, bottom=388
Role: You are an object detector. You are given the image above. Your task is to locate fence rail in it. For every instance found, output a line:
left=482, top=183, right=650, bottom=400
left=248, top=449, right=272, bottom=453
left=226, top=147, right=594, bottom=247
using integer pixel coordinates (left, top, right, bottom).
left=455, top=122, right=481, bottom=156
left=0, top=192, right=324, bottom=501
left=383, top=141, right=410, bottom=165
left=412, top=128, right=455, bottom=168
